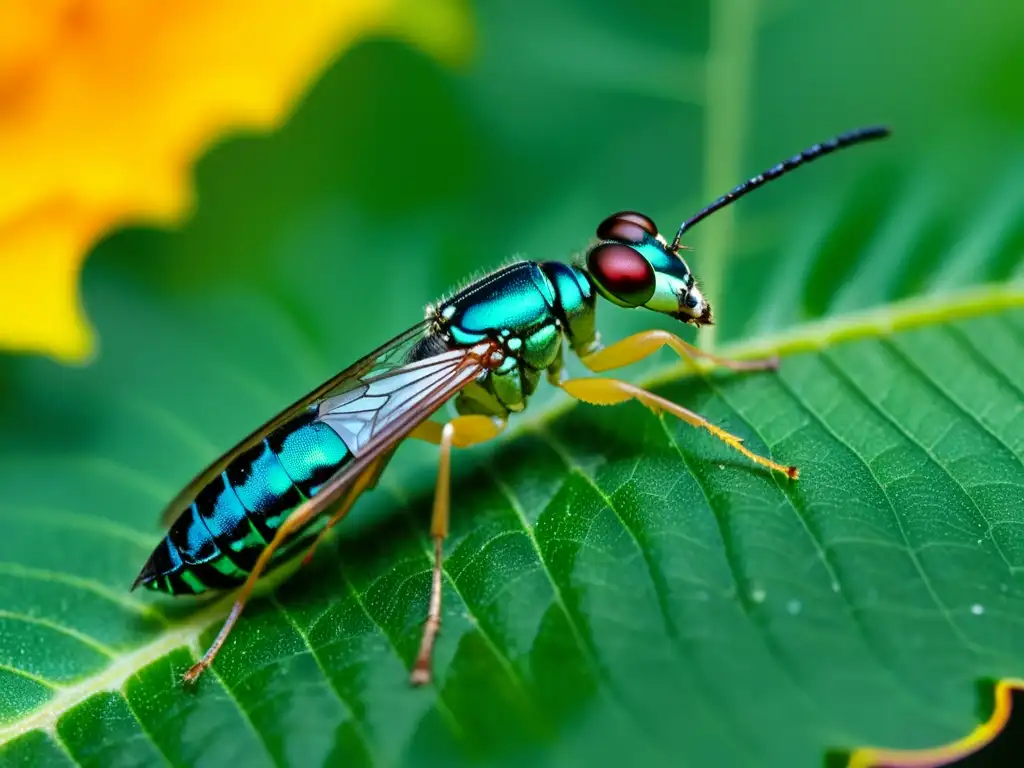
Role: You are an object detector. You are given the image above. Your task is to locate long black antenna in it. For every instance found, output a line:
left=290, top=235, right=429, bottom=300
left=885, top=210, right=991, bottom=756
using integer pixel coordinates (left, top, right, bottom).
left=670, top=125, right=891, bottom=250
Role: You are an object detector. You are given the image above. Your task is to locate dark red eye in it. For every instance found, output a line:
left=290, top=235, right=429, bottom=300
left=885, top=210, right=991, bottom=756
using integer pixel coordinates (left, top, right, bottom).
left=596, top=211, right=659, bottom=244
left=587, top=243, right=656, bottom=307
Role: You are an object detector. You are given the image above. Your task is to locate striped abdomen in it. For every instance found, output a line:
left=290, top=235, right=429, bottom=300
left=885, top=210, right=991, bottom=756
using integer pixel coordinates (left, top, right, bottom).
left=135, top=406, right=351, bottom=595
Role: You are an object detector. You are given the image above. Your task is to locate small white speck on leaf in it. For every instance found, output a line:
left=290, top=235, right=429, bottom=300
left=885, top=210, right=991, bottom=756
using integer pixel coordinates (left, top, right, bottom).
left=751, top=587, right=766, bottom=604
left=831, top=580, right=840, bottom=593
left=971, top=603, right=985, bottom=616
left=718, top=464, right=725, bottom=470
left=786, top=599, right=802, bottom=615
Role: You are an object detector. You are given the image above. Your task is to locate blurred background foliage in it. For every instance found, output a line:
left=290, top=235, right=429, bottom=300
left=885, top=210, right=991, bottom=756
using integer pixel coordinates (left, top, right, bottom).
left=0, top=0, right=470, bottom=360
left=77, top=0, right=1024, bottom=359
left=1, top=0, right=1024, bottom=766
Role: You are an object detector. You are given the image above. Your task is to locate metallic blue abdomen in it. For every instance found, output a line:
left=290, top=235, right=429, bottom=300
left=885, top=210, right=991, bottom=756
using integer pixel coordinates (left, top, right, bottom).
left=444, top=262, right=557, bottom=344
left=137, top=406, right=351, bottom=595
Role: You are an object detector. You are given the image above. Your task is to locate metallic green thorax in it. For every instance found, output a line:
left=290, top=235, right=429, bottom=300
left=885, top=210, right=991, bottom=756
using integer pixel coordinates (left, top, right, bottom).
left=430, top=213, right=712, bottom=418
left=432, top=261, right=597, bottom=417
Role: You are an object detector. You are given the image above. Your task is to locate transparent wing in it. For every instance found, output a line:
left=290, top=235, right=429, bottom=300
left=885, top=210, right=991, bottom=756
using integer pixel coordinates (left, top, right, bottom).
left=158, top=321, right=494, bottom=527
left=276, top=340, right=499, bottom=535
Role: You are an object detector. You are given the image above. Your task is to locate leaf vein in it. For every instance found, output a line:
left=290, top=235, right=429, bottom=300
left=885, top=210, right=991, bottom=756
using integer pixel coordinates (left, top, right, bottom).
left=847, top=341, right=1018, bottom=574
left=202, top=663, right=280, bottom=767
left=770, top=373, right=972, bottom=722
left=0, top=610, right=116, bottom=661
left=115, top=691, right=176, bottom=768
left=269, top=595, right=379, bottom=764
left=0, top=562, right=167, bottom=625
left=477, top=446, right=668, bottom=755
left=321, top=545, right=468, bottom=748
left=814, top=352, right=994, bottom=655
left=0, top=664, right=60, bottom=692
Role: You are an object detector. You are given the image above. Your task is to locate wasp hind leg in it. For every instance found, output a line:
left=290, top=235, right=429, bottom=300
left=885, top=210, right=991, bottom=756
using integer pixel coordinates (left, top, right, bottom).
left=560, top=377, right=798, bottom=479
left=300, top=457, right=388, bottom=567
left=407, top=415, right=505, bottom=685
left=182, top=461, right=383, bottom=686
left=581, top=329, right=779, bottom=374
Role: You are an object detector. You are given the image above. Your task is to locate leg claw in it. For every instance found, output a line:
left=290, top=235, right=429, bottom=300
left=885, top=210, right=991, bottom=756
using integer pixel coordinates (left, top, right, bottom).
left=183, top=662, right=207, bottom=686
left=410, top=666, right=432, bottom=686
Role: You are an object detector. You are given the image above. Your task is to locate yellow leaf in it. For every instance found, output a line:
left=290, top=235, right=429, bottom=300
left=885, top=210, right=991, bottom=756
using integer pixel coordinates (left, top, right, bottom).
left=0, top=0, right=472, bottom=362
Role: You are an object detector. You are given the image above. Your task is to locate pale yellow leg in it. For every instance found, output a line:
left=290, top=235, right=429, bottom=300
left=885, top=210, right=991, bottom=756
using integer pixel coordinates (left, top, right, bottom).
left=183, top=460, right=381, bottom=685
left=561, top=377, right=798, bottom=480
left=582, top=329, right=779, bottom=374
left=407, top=415, right=505, bottom=685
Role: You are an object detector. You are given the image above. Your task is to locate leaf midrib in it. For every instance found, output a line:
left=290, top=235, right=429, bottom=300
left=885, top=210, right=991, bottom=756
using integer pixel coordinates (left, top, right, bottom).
left=0, top=562, right=303, bottom=743
left=0, top=281, right=1021, bottom=747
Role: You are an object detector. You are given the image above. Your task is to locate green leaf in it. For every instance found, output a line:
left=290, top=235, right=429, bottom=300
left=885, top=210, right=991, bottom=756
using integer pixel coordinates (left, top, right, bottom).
left=2, top=291, right=1022, bottom=768
left=2, top=1, right=1024, bottom=766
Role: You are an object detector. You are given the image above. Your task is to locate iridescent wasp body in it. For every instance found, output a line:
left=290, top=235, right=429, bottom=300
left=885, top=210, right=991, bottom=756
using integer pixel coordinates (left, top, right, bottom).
left=135, top=126, right=890, bottom=686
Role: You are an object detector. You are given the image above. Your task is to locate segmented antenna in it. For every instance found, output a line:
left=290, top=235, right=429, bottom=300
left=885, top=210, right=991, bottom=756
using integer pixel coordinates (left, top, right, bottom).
left=670, top=125, right=891, bottom=250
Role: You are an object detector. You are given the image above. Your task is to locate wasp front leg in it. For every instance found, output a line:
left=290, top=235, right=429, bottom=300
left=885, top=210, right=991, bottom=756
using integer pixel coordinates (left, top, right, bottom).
left=560, top=377, right=798, bottom=479
left=581, top=329, right=779, bottom=374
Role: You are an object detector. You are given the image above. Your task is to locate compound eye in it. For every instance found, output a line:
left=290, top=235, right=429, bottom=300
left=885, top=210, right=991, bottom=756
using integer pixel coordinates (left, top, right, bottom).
left=587, top=243, right=657, bottom=307
left=596, top=211, right=659, bottom=244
